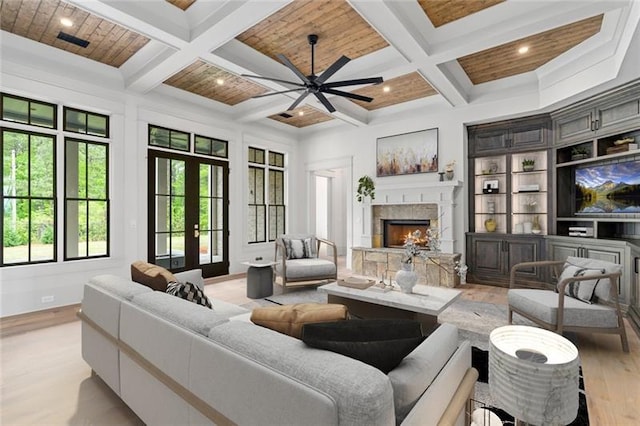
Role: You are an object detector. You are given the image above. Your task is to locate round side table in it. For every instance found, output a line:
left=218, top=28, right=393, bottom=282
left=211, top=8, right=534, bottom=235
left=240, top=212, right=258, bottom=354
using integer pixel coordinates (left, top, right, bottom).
left=243, top=261, right=277, bottom=299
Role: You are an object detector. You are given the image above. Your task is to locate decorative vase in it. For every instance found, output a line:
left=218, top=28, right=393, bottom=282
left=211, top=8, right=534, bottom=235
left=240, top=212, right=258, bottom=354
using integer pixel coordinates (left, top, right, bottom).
left=532, top=215, right=542, bottom=234
left=445, top=170, right=454, bottom=180
left=484, top=217, right=497, bottom=232
left=523, top=164, right=535, bottom=172
left=395, top=263, right=418, bottom=293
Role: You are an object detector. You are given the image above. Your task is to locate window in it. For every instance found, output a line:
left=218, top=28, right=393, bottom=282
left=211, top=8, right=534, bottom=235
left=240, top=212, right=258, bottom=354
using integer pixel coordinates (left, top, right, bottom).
left=1, top=93, right=56, bottom=129
left=248, top=147, right=285, bottom=243
left=1, top=94, right=111, bottom=266
left=64, top=107, right=109, bottom=137
left=195, top=135, right=228, bottom=158
left=65, top=138, right=109, bottom=259
left=149, top=125, right=190, bottom=152
left=1, top=129, right=56, bottom=265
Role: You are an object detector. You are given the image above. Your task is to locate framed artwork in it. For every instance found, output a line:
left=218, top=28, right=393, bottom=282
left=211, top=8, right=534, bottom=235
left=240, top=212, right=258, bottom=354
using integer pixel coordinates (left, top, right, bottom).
left=376, top=128, right=438, bottom=177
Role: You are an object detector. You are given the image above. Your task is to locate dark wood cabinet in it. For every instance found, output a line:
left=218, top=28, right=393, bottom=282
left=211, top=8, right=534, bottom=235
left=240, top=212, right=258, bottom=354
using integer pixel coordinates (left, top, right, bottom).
left=468, top=114, right=550, bottom=157
left=466, top=233, right=545, bottom=286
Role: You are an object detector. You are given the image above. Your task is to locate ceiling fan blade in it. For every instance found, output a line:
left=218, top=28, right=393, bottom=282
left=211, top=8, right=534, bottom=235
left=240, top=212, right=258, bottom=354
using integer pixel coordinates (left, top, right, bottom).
left=322, top=88, right=374, bottom=103
left=287, top=91, right=310, bottom=111
left=252, top=88, right=306, bottom=99
left=316, top=55, right=350, bottom=84
left=276, top=54, right=310, bottom=84
left=314, top=92, right=336, bottom=113
left=323, top=77, right=384, bottom=88
left=241, top=74, right=305, bottom=87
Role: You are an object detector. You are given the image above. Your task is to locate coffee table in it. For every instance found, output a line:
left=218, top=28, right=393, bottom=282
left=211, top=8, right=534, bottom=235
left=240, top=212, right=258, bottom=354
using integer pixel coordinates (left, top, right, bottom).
left=318, top=282, right=461, bottom=331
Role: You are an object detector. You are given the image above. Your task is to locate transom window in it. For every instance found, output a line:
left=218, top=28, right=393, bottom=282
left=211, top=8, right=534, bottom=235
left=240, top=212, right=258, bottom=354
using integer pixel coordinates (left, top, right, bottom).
left=1, top=93, right=56, bottom=129
left=149, top=125, right=190, bottom=152
left=195, top=135, right=228, bottom=158
left=64, top=107, right=109, bottom=138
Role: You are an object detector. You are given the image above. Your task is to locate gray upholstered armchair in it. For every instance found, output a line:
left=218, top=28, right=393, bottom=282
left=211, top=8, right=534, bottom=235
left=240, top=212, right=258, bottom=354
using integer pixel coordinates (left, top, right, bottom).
left=274, top=234, right=337, bottom=292
left=508, top=256, right=628, bottom=352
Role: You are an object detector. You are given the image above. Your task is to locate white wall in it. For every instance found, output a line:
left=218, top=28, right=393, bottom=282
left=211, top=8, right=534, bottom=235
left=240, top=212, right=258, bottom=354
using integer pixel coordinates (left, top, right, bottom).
left=0, top=68, right=299, bottom=317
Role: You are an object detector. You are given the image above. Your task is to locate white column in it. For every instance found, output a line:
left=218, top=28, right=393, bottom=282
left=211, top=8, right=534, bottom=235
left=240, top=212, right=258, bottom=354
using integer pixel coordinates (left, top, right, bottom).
left=360, top=199, right=372, bottom=247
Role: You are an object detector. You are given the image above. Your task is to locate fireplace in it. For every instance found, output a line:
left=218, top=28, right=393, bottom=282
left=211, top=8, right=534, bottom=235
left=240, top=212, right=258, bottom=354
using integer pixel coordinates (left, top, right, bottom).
left=383, top=219, right=430, bottom=248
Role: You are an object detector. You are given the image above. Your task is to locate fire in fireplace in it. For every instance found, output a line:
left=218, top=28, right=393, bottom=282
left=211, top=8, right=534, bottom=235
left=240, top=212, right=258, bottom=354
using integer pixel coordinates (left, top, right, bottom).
left=383, top=219, right=430, bottom=248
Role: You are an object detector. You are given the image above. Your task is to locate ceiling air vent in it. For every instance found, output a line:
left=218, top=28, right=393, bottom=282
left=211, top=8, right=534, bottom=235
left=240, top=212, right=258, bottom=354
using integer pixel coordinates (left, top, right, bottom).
left=278, top=113, right=293, bottom=118
left=57, top=32, right=90, bottom=48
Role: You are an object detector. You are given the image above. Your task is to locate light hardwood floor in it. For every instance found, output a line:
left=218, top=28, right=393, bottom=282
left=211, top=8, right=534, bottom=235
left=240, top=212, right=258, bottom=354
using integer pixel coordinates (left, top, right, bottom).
left=1, top=261, right=639, bottom=425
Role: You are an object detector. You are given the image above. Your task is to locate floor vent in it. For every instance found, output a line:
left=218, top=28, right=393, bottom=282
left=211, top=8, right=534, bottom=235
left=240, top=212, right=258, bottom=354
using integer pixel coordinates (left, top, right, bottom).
left=57, top=32, right=90, bottom=48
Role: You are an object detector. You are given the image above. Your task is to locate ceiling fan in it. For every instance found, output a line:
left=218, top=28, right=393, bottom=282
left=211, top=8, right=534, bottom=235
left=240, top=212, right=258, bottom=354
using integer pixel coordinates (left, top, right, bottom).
left=241, top=34, right=383, bottom=113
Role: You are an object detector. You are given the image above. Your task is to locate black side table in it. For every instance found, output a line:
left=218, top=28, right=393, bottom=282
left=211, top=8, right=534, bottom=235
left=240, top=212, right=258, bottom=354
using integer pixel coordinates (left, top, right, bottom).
left=243, top=261, right=276, bottom=299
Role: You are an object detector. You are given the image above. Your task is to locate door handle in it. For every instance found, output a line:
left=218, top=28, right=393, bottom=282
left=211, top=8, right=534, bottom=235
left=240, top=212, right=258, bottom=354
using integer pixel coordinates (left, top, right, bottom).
left=635, top=257, right=639, bottom=274
left=194, top=224, right=199, bottom=238
left=595, top=119, right=599, bottom=130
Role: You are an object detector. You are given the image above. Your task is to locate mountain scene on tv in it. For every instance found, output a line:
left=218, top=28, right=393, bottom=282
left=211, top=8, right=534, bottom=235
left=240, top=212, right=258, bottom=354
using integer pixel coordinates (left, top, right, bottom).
left=575, top=162, right=640, bottom=213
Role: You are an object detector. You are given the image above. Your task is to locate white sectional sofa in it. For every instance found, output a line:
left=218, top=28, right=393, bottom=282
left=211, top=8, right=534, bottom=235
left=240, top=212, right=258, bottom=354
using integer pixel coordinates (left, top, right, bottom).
left=79, top=271, right=477, bottom=426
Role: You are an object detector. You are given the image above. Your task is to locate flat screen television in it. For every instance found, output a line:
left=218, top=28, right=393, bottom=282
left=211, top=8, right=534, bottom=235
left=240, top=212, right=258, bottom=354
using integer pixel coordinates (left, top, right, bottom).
left=575, top=159, right=640, bottom=214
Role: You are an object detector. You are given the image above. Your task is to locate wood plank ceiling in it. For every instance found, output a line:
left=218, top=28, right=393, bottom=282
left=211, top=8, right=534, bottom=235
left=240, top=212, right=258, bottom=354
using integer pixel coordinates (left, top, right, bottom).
left=268, top=105, right=333, bottom=128
left=419, top=0, right=505, bottom=28
left=164, top=60, right=269, bottom=106
left=350, top=72, right=438, bottom=110
left=458, top=14, right=604, bottom=85
left=165, top=0, right=196, bottom=12
left=0, top=0, right=149, bottom=68
left=236, top=0, right=388, bottom=75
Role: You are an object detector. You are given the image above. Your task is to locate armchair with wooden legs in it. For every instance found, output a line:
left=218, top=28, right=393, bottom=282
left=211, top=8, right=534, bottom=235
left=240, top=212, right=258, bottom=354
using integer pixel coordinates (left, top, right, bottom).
left=274, top=234, right=338, bottom=292
left=508, top=256, right=629, bottom=352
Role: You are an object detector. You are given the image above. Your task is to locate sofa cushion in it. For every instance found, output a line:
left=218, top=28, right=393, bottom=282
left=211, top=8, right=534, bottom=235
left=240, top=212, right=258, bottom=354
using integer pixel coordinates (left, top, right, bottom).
left=131, top=261, right=177, bottom=292
left=564, top=256, right=622, bottom=302
left=387, top=323, right=458, bottom=423
left=166, top=281, right=212, bottom=309
left=88, top=274, right=153, bottom=301
left=275, top=258, right=336, bottom=280
left=251, top=303, right=348, bottom=338
left=509, top=289, right=620, bottom=328
left=558, top=263, right=605, bottom=304
left=131, top=291, right=229, bottom=336
left=301, top=319, right=425, bottom=373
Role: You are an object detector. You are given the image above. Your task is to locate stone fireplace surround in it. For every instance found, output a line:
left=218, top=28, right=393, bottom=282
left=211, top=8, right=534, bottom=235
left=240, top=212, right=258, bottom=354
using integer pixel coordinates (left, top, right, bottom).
left=353, top=180, right=463, bottom=287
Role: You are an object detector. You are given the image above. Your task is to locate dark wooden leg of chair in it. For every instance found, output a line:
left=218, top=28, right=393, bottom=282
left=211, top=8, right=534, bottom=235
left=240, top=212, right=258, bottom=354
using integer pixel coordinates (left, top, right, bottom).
left=620, top=324, right=630, bottom=353
left=508, top=307, right=513, bottom=324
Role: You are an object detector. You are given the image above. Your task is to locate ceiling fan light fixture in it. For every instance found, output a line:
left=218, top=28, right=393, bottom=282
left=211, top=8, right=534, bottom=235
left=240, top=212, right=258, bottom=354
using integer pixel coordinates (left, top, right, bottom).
left=242, top=34, right=383, bottom=114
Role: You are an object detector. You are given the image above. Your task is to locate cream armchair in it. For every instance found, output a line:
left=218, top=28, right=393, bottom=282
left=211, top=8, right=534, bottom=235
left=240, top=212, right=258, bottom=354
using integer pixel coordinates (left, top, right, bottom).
left=274, top=234, right=337, bottom=292
left=508, top=256, right=629, bottom=352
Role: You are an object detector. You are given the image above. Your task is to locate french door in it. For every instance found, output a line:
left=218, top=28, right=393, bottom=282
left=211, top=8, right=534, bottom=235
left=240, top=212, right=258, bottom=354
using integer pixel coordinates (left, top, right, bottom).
left=147, top=150, right=228, bottom=277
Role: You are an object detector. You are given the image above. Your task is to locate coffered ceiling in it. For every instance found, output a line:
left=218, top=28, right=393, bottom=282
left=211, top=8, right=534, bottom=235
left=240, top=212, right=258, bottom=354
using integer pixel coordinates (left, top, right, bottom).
left=1, top=0, right=638, bottom=132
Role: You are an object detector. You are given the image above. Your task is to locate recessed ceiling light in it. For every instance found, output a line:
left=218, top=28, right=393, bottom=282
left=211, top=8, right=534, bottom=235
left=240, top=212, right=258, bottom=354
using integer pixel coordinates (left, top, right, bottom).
left=383, top=86, right=391, bottom=93
left=60, top=18, right=73, bottom=27
left=518, top=46, right=529, bottom=54
left=216, top=78, right=224, bottom=85
left=298, top=111, right=304, bottom=116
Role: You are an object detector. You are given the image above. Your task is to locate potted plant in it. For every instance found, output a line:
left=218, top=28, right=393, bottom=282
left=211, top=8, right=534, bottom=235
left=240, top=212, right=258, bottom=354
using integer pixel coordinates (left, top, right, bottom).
left=571, top=146, right=590, bottom=161
left=356, top=175, right=375, bottom=202
left=522, top=158, right=535, bottom=172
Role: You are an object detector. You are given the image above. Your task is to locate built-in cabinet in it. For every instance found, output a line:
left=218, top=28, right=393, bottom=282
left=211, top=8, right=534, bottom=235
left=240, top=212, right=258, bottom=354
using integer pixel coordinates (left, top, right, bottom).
left=467, top=115, right=551, bottom=286
left=629, top=250, right=640, bottom=336
left=547, top=236, right=637, bottom=309
left=466, top=233, right=545, bottom=285
left=552, top=84, right=640, bottom=146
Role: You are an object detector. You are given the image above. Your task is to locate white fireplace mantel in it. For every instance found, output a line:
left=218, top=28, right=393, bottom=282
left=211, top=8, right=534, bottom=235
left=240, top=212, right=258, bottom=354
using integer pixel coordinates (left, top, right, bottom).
left=360, top=180, right=462, bottom=253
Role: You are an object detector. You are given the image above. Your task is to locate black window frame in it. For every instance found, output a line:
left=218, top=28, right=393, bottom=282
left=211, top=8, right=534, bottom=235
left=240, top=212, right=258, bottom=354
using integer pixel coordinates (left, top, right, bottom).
left=194, top=134, right=228, bottom=158
left=1, top=93, right=57, bottom=130
left=63, top=106, right=110, bottom=138
left=247, top=147, right=285, bottom=244
left=148, top=124, right=190, bottom=152
left=63, top=137, right=110, bottom=261
left=1, top=127, right=58, bottom=266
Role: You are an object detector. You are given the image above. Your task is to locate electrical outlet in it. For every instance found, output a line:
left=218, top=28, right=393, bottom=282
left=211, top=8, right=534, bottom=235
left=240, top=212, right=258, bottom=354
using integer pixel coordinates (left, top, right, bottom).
left=41, top=295, right=54, bottom=303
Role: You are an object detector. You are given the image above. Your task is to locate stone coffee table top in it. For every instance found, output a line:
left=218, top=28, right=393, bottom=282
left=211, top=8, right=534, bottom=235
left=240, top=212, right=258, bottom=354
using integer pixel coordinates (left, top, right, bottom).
left=318, top=282, right=462, bottom=317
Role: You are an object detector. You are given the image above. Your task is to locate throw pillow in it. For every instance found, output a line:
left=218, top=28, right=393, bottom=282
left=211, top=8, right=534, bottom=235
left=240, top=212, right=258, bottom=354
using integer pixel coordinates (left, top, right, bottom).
left=166, top=281, right=212, bottom=309
left=301, top=319, right=426, bottom=374
left=131, top=260, right=177, bottom=292
left=557, top=263, right=606, bottom=304
left=250, top=303, right=348, bottom=338
left=283, top=237, right=314, bottom=259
